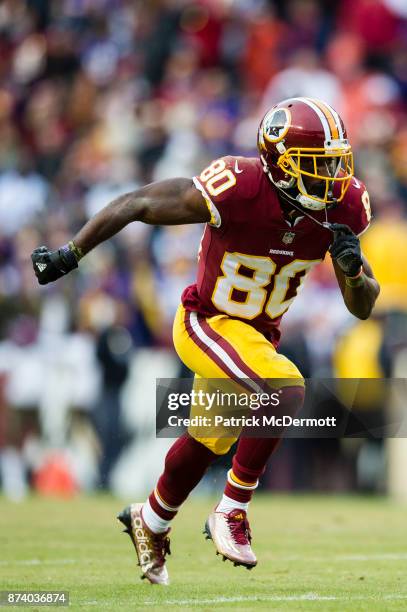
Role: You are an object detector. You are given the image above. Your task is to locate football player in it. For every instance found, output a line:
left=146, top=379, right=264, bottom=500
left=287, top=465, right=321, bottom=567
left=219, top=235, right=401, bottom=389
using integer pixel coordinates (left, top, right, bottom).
left=32, top=98, right=380, bottom=584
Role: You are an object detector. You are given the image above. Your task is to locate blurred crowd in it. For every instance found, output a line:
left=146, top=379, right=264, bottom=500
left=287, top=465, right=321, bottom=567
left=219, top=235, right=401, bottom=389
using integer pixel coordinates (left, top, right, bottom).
left=0, top=0, right=406, bottom=498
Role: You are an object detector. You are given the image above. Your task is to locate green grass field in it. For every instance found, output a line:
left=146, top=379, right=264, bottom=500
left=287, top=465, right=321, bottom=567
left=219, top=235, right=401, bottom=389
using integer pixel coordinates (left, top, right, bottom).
left=1, top=494, right=407, bottom=611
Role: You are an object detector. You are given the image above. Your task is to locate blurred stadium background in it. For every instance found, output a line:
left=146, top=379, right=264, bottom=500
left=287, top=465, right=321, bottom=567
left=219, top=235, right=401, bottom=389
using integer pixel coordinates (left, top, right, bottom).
left=0, top=0, right=406, bottom=504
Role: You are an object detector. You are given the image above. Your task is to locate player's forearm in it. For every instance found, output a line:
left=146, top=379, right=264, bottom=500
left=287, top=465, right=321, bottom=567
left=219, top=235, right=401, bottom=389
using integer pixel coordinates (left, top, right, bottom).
left=332, top=252, right=380, bottom=320
left=72, top=191, right=143, bottom=255
left=343, top=273, right=380, bottom=320
left=70, top=193, right=132, bottom=255
left=72, top=179, right=208, bottom=256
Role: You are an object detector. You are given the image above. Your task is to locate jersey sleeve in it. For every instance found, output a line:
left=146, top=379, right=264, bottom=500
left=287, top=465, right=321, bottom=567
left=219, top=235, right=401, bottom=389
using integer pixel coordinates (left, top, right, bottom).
left=192, top=156, right=262, bottom=228
left=343, top=178, right=372, bottom=237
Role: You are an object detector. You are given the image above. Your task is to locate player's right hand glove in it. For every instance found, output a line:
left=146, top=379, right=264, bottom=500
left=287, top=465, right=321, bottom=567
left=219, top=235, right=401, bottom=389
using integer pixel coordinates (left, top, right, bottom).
left=31, top=243, right=79, bottom=285
left=329, top=223, right=363, bottom=277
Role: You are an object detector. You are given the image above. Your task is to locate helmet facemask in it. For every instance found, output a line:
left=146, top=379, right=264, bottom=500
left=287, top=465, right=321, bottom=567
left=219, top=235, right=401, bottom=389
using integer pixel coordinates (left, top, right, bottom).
left=277, top=144, right=354, bottom=210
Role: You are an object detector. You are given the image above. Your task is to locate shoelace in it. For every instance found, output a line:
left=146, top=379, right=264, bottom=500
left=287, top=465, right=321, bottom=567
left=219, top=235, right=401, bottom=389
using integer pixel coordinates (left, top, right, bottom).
left=150, top=533, right=171, bottom=568
left=227, top=515, right=252, bottom=546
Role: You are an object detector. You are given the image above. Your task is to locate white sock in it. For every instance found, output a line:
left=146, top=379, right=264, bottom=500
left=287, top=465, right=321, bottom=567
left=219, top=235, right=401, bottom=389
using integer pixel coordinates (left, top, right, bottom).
left=216, top=494, right=249, bottom=514
left=141, top=499, right=172, bottom=534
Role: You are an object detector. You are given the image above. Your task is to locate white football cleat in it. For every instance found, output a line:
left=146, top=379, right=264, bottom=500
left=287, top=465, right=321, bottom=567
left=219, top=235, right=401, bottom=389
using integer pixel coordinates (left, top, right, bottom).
left=204, top=509, right=257, bottom=569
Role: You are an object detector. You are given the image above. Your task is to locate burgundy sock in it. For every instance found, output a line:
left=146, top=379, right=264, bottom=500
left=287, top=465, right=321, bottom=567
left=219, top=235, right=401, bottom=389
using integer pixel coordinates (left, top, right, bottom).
left=224, top=385, right=305, bottom=504
left=148, top=433, right=218, bottom=521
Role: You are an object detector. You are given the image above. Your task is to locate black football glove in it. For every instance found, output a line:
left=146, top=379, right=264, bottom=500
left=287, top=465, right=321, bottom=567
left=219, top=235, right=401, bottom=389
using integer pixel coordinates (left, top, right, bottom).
left=329, top=223, right=362, bottom=277
left=31, top=244, right=78, bottom=285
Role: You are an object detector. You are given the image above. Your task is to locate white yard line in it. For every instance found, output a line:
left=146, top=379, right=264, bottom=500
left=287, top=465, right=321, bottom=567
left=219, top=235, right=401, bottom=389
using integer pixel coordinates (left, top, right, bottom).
left=142, top=594, right=407, bottom=606
left=281, top=553, right=407, bottom=562
left=0, top=558, right=75, bottom=566
left=336, top=553, right=407, bottom=561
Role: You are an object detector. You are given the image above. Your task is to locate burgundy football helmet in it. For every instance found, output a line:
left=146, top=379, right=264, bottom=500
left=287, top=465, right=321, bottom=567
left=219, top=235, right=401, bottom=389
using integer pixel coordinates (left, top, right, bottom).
left=258, top=97, right=354, bottom=211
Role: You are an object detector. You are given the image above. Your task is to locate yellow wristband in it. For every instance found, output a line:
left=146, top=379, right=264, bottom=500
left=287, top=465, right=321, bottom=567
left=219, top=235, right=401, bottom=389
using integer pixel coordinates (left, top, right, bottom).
left=68, top=240, right=84, bottom=262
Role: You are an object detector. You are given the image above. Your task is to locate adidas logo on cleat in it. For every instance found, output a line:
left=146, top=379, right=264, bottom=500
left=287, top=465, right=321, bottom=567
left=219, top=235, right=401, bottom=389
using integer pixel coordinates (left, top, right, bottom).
left=132, top=515, right=153, bottom=568
left=36, top=262, right=47, bottom=272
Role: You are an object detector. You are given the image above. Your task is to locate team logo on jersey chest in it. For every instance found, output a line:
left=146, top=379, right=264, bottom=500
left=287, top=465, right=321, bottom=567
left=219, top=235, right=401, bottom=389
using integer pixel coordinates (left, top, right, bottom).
left=282, top=231, right=296, bottom=245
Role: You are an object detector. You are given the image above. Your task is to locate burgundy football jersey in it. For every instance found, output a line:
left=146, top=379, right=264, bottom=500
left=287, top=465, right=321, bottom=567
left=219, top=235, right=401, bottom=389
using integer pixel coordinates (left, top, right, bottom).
left=181, top=156, right=371, bottom=346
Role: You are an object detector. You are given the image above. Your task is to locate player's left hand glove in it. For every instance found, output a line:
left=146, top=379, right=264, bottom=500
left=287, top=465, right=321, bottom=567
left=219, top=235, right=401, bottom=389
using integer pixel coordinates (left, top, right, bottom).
left=329, top=223, right=362, bottom=277
left=31, top=244, right=78, bottom=285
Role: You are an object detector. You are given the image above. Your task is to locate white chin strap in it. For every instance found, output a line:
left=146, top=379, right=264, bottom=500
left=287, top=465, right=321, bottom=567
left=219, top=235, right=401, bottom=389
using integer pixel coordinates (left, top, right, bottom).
left=296, top=194, right=327, bottom=211
left=260, top=154, right=328, bottom=212
left=292, top=165, right=328, bottom=211
left=296, top=183, right=327, bottom=210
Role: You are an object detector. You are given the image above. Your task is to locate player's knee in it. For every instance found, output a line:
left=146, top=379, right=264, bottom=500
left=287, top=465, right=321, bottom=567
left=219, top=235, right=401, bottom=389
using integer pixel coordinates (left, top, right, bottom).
left=265, top=361, right=304, bottom=396
left=277, top=385, right=305, bottom=417
left=267, top=354, right=303, bottom=382
left=190, top=435, right=237, bottom=455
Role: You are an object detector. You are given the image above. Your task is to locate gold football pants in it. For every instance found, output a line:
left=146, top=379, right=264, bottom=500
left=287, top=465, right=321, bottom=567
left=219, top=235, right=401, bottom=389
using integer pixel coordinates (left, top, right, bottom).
left=172, top=304, right=303, bottom=454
